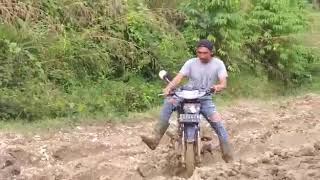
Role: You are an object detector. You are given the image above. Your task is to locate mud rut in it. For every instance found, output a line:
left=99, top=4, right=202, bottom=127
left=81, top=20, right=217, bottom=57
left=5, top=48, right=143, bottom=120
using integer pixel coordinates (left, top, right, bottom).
left=1, top=94, right=320, bottom=180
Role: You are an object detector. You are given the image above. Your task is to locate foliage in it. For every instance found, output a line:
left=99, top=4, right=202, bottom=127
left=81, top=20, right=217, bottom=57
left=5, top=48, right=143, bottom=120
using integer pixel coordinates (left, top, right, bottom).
left=0, top=0, right=184, bottom=120
left=243, top=0, right=318, bottom=85
left=0, top=0, right=319, bottom=121
left=181, top=0, right=243, bottom=68
left=181, top=0, right=319, bottom=85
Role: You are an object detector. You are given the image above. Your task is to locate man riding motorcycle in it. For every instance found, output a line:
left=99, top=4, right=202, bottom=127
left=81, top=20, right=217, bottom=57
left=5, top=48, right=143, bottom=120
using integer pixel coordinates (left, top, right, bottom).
left=141, top=39, right=234, bottom=163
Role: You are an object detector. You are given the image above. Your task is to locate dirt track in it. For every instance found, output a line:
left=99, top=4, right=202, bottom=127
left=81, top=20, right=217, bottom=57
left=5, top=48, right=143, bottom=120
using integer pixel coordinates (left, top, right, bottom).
left=1, top=93, right=320, bottom=180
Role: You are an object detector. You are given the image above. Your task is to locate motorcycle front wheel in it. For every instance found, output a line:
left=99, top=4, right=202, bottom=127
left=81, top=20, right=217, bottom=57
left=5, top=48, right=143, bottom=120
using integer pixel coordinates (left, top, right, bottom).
left=185, top=142, right=195, bottom=177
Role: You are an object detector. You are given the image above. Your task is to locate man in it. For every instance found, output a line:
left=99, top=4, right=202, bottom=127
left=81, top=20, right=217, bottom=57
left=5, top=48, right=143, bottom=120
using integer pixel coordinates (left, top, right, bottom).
left=141, top=39, right=233, bottom=162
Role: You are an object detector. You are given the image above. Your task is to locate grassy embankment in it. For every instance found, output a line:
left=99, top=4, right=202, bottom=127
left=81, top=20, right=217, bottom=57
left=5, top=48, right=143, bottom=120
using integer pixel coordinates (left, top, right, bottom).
left=0, top=6, right=319, bottom=133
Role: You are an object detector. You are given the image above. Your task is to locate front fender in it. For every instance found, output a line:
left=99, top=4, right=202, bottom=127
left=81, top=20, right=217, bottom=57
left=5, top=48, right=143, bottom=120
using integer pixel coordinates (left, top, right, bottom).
left=184, top=124, right=198, bottom=143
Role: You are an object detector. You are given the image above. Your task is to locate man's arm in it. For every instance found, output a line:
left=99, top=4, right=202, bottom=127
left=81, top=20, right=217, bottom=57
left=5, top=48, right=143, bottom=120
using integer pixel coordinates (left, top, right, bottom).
left=163, top=73, right=185, bottom=95
left=213, top=60, right=228, bottom=92
left=213, top=75, right=227, bottom=92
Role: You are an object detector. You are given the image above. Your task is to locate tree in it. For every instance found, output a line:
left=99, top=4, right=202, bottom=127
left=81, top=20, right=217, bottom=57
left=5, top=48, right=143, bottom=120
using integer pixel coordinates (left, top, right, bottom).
left=181, top=0, right=243, bottom=67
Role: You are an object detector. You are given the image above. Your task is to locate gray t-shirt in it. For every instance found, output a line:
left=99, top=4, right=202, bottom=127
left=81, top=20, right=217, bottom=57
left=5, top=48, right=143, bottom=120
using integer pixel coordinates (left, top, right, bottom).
left=179, top=57, right=228, bottom=90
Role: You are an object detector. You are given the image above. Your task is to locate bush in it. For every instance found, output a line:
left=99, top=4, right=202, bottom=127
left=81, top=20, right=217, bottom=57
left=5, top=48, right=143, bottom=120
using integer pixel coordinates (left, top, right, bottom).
left=243, top=0, right=317, bottom=85
left=0, top=78, right=162, bottom=120
left=181, top=0, right=318, bottom=86
left=181, top=0, right=243, bottom=68
left=0, top=0, right=318, bottom=121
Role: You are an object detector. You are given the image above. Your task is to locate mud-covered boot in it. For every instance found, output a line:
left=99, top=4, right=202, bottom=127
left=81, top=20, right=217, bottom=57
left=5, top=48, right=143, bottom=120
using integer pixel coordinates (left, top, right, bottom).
left=141, top=121, right=169, bottom=150
left=220, top=141, right=234, bottom=163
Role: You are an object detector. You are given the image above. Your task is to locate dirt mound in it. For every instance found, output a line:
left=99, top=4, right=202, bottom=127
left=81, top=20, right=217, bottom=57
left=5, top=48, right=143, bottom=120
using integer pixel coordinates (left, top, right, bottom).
left=0, top=150, right=21, bottom=179
left=0, top=93, right=319, bottom=180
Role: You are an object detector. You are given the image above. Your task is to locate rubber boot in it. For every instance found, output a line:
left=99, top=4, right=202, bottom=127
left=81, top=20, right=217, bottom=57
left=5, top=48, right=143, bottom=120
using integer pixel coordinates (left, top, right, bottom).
left=220, top=141, right=234, bottom=163
left=141, top=121, right=169, bottom=150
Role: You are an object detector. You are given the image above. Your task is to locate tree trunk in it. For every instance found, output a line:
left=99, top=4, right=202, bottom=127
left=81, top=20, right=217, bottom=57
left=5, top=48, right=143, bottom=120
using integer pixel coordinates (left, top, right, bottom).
left=313, top=0, right=320, bottom=10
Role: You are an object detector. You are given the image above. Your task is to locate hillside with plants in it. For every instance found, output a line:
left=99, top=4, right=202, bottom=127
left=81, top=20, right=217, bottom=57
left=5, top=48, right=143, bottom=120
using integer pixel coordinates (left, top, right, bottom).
left=0, top=0, right=319, bottom=121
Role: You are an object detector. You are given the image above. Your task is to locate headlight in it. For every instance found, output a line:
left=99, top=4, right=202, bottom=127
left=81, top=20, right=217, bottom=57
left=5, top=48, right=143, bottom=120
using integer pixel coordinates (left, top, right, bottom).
left=183, top=104, right=200, bottom=113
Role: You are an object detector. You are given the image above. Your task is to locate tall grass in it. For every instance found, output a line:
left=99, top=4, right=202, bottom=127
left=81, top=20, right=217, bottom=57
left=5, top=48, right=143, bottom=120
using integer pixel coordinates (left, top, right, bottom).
left=0, top=0, right=319, bottom=123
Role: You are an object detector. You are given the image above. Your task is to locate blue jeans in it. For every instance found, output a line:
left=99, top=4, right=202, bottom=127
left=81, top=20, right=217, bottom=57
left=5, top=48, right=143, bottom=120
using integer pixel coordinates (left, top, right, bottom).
left=158, top=95, right=229, bottom=143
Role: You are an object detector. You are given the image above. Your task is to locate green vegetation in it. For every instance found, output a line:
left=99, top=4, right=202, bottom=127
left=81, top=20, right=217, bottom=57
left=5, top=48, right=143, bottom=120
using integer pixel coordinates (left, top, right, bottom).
left=0, top=0, right=319, bottom=122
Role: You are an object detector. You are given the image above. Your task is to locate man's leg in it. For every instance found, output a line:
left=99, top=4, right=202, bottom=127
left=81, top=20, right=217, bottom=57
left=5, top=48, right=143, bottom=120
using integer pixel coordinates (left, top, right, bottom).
left=200, top=98, right=234, bottom=162
left=141, top=96, right=180, bottom=150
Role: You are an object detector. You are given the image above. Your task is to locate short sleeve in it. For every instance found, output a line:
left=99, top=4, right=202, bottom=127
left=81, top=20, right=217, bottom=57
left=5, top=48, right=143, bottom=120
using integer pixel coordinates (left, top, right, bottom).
left=179, top=59, right=192, bottom=77
left=218, top=61, right=228, bottom=78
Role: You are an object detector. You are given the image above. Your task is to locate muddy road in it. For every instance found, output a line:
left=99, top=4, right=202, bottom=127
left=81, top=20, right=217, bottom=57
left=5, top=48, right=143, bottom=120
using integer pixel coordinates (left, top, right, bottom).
left=1, top=93, right=320, bottom=180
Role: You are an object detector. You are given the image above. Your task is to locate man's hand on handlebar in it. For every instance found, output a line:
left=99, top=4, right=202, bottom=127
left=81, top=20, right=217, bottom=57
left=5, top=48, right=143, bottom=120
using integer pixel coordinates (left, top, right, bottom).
left=162, top=87, right=172, bottom=96
left=212, top=84, right=226, bottom=92
left=161, top=73, right=184, bottom=96
left=212, top=75, right=227, bottom=92
left=211, top=85, right=220, bottom=93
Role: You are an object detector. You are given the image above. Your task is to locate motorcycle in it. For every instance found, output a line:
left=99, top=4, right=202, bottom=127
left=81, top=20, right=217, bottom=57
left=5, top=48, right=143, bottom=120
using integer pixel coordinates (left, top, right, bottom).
left=159, top=70, right=214, bottom=176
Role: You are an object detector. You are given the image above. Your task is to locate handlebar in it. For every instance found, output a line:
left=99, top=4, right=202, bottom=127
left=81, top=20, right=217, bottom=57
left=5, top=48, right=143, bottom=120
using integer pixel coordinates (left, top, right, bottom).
left=159, top=71, right=216, bottom=97
left=158, top=88, right=216, bottom=97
